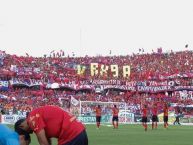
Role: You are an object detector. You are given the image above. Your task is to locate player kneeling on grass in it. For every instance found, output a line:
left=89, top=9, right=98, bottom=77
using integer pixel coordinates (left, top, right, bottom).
left=0, top=124, right=30, bottom=145
left=14, top=105, right=88, bottom=145
left=112, top=105, right=119, bottom=129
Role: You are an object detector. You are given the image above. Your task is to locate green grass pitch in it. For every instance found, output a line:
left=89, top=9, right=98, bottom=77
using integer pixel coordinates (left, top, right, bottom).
left=8, top=124, right=193, bottom=145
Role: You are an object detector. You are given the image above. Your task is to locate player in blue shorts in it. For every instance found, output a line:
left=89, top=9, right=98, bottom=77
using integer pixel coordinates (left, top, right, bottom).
left=0, top=124, right=30, bottom=145
left=0, top=124, right=20, bottom=145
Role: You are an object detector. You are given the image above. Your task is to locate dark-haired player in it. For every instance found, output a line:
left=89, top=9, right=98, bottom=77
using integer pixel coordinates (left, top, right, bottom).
left=112, top=105, right=119, bottom=129
left=95, top=105, right=102, bottom=129
left=15, top=105, right=88, bottom=145
left=141, top=104, right=148, bottom=131
left=151, top=103, right=158, bottom=130
left=163, top=103, right=169, bottom=128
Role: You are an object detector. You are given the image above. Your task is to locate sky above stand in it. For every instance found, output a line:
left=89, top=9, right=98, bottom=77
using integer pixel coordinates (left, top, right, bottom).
left=0, top=0, right=193, bottom=57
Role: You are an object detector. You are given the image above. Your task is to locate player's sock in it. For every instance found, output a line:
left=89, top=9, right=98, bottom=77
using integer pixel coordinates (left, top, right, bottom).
left=155, top=122, right=157, bottom=129
left=142, top=123, right=145, bottom=128
left=145, top=124, right=147, bottom=131
left=152, top=123, right=154, bottom=129
left=97, top=122, right=99, bottom=128
left=112, top=122, right=115, bottom=128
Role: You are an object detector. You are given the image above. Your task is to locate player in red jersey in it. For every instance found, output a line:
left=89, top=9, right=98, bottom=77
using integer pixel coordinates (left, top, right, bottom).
left=151, top=103, right=158, bottom=130
left=112, top=105, right=119, bottom=129
left=95, top=105, right=102, bottom=129
left=163, top=103, right=169, bottom=129
left=141, top=104, right=148, bottom=131
left=14, top=105, right=88, bottom=145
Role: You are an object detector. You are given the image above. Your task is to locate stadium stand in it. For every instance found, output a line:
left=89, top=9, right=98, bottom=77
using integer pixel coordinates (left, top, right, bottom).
left=0, top=50, right=193, bottom=117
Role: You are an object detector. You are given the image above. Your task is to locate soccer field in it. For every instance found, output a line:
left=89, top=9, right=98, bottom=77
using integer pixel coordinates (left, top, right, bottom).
left=9, top=124, right=193, bottom=145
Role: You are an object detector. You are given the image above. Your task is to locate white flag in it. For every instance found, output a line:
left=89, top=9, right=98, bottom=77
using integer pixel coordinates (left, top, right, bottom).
left=71, top=96, right=79, bottom=106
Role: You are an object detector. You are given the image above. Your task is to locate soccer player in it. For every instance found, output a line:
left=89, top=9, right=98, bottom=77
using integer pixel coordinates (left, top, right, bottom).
left=95, top=105, right=102, bottom=129
left=173, top=107, right=181, bottom=125
left=151, top=103, right=158, bottom=130
left=15, top=105, right=88, bottom=145
left=141, top=104, right=148, bottom=131
left=163, top=103, right=169, bottom=128
left=0, top=124, right=30, bottom=145
left=112, top=105, right=119, bottom=129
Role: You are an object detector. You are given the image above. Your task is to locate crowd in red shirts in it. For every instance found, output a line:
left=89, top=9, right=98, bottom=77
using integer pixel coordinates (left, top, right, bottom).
left=0, top=50, right=193, bottom=115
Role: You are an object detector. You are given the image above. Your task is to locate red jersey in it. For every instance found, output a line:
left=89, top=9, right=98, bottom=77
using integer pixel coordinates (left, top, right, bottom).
left=112, top=107, right=119, bottom=117
left=163, top=106, right=168, bottom=116
left=142, top=108, right=147, bottom=117
left=27, top=105, right=85, bottom=145
left=152, top=107, right=158, bottom=116
left=96, top=107, right=101, bottom=117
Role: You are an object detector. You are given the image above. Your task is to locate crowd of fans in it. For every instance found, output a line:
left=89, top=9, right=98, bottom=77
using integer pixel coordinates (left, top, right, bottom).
left=1, top=49, right=193, bottom=115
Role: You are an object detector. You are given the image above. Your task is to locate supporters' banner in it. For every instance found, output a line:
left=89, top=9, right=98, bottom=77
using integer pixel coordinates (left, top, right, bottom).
left=79, top=79, right=122, bottom=86
left=103, top=85, right=136, bottom=91
left=80, top=79, right=178, bottom=86
left=1, top=115, right=26, bottom=124
left=0, top=81, right=9, bottom=91
left=77, top=63, right=130, bottom=78
left=46, top=82, right=193, bottom=93
left=11, top=66, right=41, bottom=74
left=159, top=72, right=193, bottom=80
left=10, top=78, right=42, bottom=87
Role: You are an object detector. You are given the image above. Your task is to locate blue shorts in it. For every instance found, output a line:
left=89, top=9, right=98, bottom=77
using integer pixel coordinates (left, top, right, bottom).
left=0, top=132, right=20, bottom=145
left=0, top=124, right=20, bottom=145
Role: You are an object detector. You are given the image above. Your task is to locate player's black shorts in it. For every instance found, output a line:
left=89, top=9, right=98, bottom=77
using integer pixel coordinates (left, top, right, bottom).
left=64, top=130, right=88, bottom=145
left=96, top=116, right=101, bottom=122
left=112, top=116, right=119, bottom=122
left=152, top=115, right=158, bottom=122
left=163, top=116, right=168, bottom=122
left=142, top=117, right=147, bottom=123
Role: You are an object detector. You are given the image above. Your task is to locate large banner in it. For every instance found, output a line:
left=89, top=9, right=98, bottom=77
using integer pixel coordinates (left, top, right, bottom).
left=77, top=63, right=130, bottom=78
left=10, top=78, right=42, bottom=87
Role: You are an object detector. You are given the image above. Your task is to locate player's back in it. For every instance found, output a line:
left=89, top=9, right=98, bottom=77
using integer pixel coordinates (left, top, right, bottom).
left=152, top=107, right=158, bottom=115
left=163, top=106, right=168, bottom=115
left=142, top=108, right=147, bottom=117
left=112, top=107, right=119, bottom=117
left=0, top=124, right=19, bottom=145
left=96, top=107, right=101, bottom=116
left=27, top=105, right=85, bottom=145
